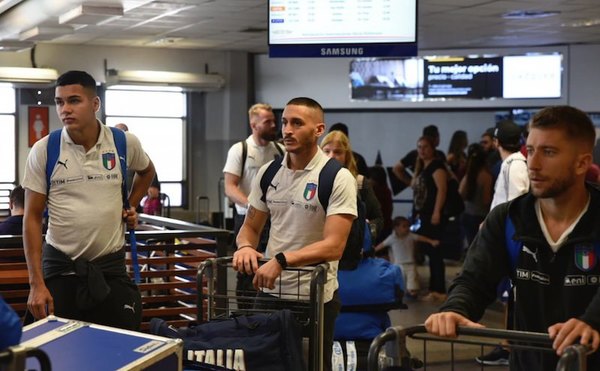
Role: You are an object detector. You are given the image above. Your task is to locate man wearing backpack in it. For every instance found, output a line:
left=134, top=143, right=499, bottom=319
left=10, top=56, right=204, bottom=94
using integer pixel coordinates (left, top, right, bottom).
left=425, top=106, right=600, bottom=370
left=22, top=70, right=156, bottom=330
left=223, top=103, right=284, bottom=307
left=232, top=97, right=357, bottom=371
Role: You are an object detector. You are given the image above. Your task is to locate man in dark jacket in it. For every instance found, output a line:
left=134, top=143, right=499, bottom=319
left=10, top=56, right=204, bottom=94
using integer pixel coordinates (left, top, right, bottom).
left=0, top=185, right=24, bottom=235
left=425, top=105, right=600, bottom=370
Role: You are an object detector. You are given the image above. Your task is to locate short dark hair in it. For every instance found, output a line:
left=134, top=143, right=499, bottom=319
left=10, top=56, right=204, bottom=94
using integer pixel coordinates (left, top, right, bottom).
left=287, top=97, right=323, bottom=111
left=393, top=216, right=410, bottom=227
left=530, top=106, right=596, bottom=151
left=56, top=70, right=97, bottom=93
left=286, top=97, right=324, bottom=121
left=423, top=125, right=439, bottom=138
left=9, top=185, right=24, bottom=209
left=329, top=122, right=349, bottom=136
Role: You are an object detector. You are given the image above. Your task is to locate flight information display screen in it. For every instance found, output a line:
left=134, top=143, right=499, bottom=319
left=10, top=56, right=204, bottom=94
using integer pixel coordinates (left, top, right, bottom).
left=269, top=0, right=418, bottom=58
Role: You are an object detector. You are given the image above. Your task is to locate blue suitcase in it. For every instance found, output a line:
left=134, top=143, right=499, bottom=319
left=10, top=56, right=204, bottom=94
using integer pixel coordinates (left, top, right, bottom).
left=20, top=316, right=182, bottom=370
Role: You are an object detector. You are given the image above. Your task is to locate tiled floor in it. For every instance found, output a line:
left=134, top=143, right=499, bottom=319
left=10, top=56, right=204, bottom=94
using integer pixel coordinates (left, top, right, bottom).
left=381, top=261, right=508, bottom=370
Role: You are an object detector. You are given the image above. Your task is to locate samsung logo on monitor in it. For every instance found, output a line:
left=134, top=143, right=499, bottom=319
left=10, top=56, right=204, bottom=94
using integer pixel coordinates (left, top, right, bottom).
left=321, top=47, right=364, bottom=56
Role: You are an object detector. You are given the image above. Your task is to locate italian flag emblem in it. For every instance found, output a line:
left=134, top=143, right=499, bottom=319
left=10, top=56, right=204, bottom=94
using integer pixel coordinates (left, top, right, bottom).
left=102, top=152, right=116, bottom=170
left=304, top=183, right=317, bottom=201
left=575, top=246, right=597, bottom=272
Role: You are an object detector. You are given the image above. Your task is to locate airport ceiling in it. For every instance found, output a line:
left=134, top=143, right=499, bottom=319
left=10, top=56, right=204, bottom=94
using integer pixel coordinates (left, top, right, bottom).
left=0, top=0, right=599, bottom=53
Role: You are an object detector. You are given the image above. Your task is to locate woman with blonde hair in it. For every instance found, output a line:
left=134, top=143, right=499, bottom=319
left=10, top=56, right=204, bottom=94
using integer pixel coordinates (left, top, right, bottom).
left=320, top=130, right=383, bottom=244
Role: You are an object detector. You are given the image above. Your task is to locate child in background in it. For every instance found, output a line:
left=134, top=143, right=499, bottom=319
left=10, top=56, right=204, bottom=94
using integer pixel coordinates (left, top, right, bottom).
left=375, top=216, right=439, bottom=297
left=142, top=185, right=162, bottom=216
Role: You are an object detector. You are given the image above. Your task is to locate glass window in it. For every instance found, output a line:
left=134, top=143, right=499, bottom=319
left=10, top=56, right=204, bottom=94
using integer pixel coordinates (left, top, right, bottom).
left=105, top=87, right=186, bottom=208
left=0, top=85, right=15, bottom=215
left=105, top=89, right=186, bottom=117
left=0, top=115, right=16, bottom=183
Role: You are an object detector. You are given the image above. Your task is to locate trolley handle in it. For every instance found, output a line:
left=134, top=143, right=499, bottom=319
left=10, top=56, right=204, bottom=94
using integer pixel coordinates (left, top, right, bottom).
left=367, top=324, right=591, bottom=371
left=0, top=346, right=52, bottom=371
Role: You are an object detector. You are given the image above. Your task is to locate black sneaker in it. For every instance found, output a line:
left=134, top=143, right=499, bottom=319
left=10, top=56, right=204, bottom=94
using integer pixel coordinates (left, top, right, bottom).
left=475, top=346, right=510, bottom=366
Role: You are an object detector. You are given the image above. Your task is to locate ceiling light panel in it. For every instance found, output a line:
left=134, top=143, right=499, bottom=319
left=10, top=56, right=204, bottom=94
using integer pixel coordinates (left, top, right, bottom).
left=19, top=26, right=72, bottom=41
left=59, top=5, right=124, bottom=25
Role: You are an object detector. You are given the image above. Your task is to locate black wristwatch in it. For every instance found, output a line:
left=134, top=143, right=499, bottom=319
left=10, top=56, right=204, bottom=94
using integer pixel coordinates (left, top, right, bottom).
left=275, top=252, right=288, bottom=269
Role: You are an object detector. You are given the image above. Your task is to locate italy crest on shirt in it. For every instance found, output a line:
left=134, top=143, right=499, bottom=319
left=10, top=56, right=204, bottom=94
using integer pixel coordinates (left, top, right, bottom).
left=575, top=245, right=597, bottom=272
left=102, top=152, right=116, bottom=170
left=303, top=183, right=317, bottom=201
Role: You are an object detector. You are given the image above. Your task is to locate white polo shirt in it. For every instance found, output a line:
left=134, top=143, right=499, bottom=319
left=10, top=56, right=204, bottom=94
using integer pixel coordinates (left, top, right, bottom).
left=22, top=123, right=150, bottom=261
left=248, top=149, right=357, bottom=302
left=222, top=136, right=284, bottom=215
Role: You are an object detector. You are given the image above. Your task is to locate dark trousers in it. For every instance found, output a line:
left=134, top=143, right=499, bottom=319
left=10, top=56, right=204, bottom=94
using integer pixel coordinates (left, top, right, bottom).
left=45, top=275, right=142, bottom=330
left=254, top=290, right=341, bottom=371
left=461, top=212, right=485, bottom=248
left=417, top=216, right=446, bottom=294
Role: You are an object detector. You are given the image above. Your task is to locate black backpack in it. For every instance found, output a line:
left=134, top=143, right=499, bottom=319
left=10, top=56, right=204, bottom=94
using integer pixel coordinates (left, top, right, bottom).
left=259, top=157, right=365, bottom=271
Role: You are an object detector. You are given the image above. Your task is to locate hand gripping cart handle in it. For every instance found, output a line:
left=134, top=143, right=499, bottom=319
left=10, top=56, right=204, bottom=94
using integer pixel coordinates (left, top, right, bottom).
left=367, top=324, right=590, bottom=371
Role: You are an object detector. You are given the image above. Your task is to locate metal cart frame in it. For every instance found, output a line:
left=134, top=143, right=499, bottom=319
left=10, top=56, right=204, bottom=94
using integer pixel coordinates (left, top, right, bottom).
left=367, top=325, right=589, bottom=371
left=197, top=257, right=328, bottom=371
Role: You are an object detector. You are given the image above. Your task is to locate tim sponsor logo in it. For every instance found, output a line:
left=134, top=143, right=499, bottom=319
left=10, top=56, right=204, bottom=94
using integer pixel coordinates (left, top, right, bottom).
left=516, top=269, right=530, bottom=280
left=187, top=349, right=245, bottom=370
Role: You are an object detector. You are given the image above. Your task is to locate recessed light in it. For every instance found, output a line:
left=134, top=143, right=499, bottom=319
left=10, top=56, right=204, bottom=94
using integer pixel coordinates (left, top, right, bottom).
left=562, top=18, right=600, bottom=28
left=503, top=10, right=560, bottom=19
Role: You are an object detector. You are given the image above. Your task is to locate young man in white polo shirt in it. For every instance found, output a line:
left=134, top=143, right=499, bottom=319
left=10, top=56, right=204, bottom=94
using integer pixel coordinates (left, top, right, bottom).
left=233, top=97, right=357, bottom=371
left=223, top=103, right=284, bottom=307
left=22, top=70, right=156, bottom=330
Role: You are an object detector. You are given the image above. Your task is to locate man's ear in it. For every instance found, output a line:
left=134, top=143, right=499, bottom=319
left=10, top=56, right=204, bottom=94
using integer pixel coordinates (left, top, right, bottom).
left=93, top=96, right=101, bottom=113
left=575, top=153, right=593, bottom=176
left=315, top=122, right=325, bottom=137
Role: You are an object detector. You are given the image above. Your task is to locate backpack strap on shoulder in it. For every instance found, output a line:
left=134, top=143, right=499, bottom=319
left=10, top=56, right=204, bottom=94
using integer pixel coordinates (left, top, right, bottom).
left=505, top=213, right=521, bottom=271
left=318, top=158, right=343, bottom=212
left=109, top=127, right=140, bottom=284
left=240, top=140, right=247, bottom=178
left=260, top=156, right=284, bottom=203
left=273, top=141, right=284, bottom=157
left=45, top=129, right=63, bottom=196
left=110, top=126, right=128, bottom=209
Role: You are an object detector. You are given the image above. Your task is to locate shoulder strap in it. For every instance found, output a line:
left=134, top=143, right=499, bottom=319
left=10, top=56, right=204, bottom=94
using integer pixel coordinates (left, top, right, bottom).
left=317, top=158, right=343, bottom=212
left=45, top=129, right=63, bottom=196
left=109, top=126, right=141, bottom=284
left=505, top=214, right=521, bottom=271
left=260, top=156, right=284, bottom=203
left=109, top=126, right=128, bottom=209
left=273, top=141, right=284, bottom=157
left=240, top=140, right=247, bottom=178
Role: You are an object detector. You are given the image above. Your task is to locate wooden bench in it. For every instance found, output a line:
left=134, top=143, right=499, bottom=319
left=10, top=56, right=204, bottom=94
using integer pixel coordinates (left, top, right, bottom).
left=125, top=235, right=216, bottom=330
left=0, top=242, right=29, bottom=318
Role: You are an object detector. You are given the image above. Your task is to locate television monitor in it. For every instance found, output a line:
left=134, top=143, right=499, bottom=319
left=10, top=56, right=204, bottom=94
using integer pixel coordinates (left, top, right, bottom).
left=423, top=57, right=503, bottom=99
left=502, top=54, right=562, bottom=98
left=268, top=0, right=418, bottom=58
left=349, top=58, right=423, bottom=100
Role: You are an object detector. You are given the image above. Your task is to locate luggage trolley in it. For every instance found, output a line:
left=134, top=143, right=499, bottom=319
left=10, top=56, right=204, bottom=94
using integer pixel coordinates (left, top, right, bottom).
left=367, top=325, right=589, bottom=371
left=197, top=257, right=328, bottom=371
